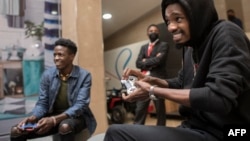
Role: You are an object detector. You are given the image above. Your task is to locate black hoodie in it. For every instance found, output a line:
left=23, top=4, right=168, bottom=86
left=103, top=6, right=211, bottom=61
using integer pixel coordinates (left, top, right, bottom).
left=162, top=0, right=250, bottom=140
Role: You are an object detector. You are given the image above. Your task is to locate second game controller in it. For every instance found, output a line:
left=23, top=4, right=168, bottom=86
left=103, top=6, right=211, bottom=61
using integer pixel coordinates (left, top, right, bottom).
left=121, top=76, right=138, bottom=94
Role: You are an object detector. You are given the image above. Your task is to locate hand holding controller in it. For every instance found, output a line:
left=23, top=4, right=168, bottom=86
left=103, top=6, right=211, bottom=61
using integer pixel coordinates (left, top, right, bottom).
left=21, top=122, right=37, bottom=131
left=121, top=76, right=138, bottom=94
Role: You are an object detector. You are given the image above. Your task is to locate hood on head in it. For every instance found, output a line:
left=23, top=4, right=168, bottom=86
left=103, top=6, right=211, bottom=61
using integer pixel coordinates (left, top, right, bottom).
left=161, top=0, right=218, bottom=47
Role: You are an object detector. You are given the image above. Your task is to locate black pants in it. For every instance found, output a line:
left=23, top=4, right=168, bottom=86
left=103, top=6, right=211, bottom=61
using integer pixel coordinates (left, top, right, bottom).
left=10, top=117, right=86, bottom=141
left=134, top=98, right=166, bottom=125
left=104, top=124, right=219, bottom=141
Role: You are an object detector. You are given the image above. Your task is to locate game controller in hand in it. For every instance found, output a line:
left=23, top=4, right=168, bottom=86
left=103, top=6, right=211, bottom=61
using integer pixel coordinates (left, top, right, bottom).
left=121, top=76, right=138, bottom=94
left=21, top=122, right=37, bottom=131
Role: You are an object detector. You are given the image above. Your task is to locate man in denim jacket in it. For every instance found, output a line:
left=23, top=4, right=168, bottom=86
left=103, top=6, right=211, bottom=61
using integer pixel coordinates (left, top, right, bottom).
left=10, top=38, right=97, bottom=141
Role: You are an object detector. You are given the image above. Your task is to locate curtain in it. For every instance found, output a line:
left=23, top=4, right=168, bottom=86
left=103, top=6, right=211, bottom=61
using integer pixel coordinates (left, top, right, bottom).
left=0, top=0, right=26, bottom=28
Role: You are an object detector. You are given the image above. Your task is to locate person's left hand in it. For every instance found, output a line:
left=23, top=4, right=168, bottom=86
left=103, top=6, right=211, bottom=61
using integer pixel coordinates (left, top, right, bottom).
left=122, top=81, right=151, bottom=102
left=35, top=117, right=55, bottom=134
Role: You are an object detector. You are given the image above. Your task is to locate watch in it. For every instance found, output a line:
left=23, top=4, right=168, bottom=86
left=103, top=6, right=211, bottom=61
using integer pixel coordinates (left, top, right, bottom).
left=149, top=86, right=158, bottom=100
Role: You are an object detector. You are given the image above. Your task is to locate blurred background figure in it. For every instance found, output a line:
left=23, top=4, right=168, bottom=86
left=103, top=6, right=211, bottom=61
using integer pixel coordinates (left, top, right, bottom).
left=227, top=9, right=243, bottom=29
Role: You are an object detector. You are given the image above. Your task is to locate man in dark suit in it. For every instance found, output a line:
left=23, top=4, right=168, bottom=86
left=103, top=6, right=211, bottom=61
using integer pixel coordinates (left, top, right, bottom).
left=134, top=24, right=169, bottom=125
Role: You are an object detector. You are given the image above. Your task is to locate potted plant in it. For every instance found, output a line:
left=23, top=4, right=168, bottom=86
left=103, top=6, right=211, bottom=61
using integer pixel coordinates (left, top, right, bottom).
left=23, top=20, right=44, bottom=59
left=24, top=20, right=44, bottom=41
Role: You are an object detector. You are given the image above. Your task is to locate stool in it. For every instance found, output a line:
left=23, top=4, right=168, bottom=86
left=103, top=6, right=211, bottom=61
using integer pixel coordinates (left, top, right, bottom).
left=52, top=128, right=90, bottom=141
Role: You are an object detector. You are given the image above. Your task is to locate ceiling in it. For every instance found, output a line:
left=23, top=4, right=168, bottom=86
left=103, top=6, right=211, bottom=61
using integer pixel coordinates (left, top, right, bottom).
left=102, top=0, right=162, bottom=39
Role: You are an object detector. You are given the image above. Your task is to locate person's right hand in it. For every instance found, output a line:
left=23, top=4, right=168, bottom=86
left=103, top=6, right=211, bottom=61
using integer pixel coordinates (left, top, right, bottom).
left=122, top=68, right=145, bottom=80
left=35, top=117, right=55, bottom=134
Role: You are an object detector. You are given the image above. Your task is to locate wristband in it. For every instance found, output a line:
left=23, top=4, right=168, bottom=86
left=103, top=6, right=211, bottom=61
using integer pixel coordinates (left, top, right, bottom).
left=51, top=116, right=56, bottom=126
left=149, top=85, right=158, bottom=100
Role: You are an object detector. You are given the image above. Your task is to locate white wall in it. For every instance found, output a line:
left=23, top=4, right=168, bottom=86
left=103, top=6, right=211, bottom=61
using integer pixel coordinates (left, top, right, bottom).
left=104, top=40, right=148, bottom=90
left=25, top=0, right=44, bottom=24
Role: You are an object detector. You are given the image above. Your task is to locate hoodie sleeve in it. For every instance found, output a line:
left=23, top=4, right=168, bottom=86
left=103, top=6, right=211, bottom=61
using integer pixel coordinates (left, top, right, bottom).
left=167, top=69, right=183, bottom=89
left=189, top=22, right=250, bottom=114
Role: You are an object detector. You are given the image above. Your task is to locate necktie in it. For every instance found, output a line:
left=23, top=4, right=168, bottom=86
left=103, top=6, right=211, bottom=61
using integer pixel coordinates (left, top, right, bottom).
left=142, top=43, right=154, bottom=75
left=147, top=43, right=154, bottom=56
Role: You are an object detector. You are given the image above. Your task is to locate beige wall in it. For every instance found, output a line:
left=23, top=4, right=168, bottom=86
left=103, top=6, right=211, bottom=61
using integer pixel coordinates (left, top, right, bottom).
left=61, top=0, right=108, bottom=135
left=241, top=0, right=250, bottom=32
left=104, top=6, right=163, bottom=51
left=214, top=0, right=227, bottom=19
left=225, top=0, right=244, bottom=26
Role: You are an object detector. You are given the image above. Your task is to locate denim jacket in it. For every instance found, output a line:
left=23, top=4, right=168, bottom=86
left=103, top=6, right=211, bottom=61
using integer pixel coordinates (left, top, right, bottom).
left=32, top=65, right=97, bottom=135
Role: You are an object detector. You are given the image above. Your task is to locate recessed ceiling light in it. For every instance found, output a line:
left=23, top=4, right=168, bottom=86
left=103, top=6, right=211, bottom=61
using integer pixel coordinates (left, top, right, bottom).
left=103, top=13, right=112, bottom=19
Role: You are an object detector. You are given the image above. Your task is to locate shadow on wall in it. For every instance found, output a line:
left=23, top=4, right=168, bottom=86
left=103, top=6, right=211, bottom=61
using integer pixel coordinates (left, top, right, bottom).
left=158, top=22, right=182, bottom=79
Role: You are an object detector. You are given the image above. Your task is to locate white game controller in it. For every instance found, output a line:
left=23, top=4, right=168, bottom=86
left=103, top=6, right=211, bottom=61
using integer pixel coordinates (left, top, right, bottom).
left=121, top=76, right=138, bottom=94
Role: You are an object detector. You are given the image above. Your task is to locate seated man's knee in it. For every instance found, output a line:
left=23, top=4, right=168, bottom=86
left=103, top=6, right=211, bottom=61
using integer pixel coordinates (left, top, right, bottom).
left=10, top=126, right=22, bottom=137
left=59, top=123, right=73, bottom=135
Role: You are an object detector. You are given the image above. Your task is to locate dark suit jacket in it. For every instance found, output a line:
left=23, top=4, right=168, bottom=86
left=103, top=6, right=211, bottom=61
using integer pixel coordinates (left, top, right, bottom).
left=136, top=40, right=169, bottom=79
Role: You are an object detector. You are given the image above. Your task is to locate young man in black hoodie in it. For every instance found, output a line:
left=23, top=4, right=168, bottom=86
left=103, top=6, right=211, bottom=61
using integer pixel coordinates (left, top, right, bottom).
left=104, top=0, right=250, bottom=141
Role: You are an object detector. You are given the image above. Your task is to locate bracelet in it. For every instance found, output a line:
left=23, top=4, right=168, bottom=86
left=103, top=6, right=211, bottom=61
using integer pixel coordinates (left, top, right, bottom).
left=51, top=116, right=56, bottom=126
left=149, top=85, right=158, bottom=100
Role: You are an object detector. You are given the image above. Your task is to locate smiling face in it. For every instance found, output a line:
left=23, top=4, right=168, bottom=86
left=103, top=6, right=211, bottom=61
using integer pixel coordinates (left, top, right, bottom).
left=164, top=3, right=190, bottom=44
left=54, top=45, right=75, bottom=72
